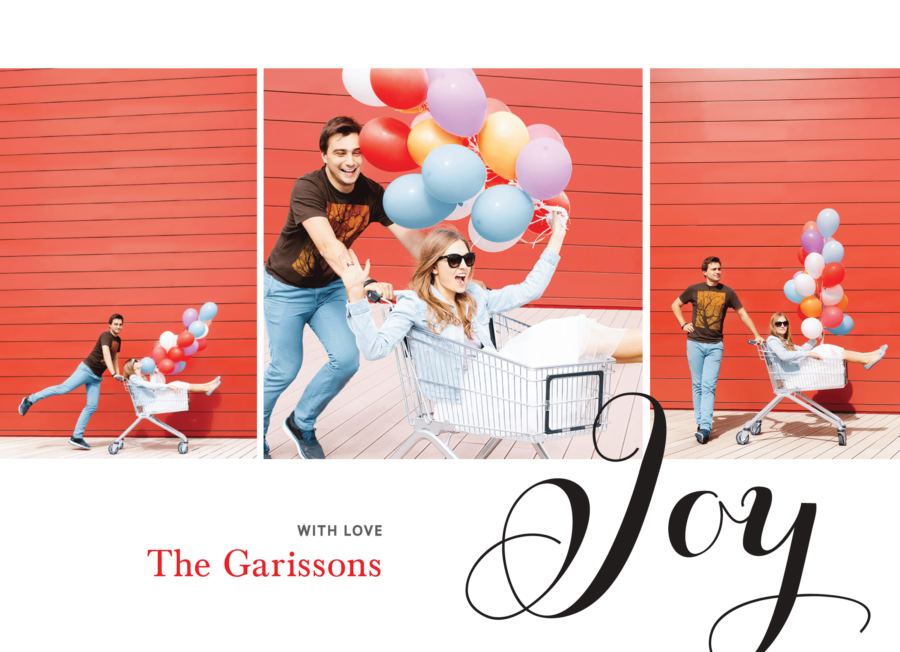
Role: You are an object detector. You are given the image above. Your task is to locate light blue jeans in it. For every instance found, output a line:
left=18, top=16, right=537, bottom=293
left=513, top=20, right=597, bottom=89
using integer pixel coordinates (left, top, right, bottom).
left=686, top=340, right=724, bottom=431
left=263, top=273, right=360, bottom=435
left=29, top=362, right=102, bottom=439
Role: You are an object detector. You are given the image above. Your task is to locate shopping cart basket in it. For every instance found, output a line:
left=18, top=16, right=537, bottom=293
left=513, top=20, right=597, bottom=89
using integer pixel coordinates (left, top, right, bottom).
left=110, top=379, right=191, bottom=455
left=736, top=340, right=848, bottom=446
left=381, top=304, right=616, bottom=459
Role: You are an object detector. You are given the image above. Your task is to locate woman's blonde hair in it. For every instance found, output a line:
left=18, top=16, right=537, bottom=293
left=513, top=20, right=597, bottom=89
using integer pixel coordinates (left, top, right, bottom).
left=409, top=228, right=477, bottom=339
left=769, top=312, right=796, bottom=351
left=123, top=359, right=138, bottom=378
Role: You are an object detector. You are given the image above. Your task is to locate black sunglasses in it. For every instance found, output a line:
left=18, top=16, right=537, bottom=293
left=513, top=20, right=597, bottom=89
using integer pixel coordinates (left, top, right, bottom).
left=437, top=253, right=476, bottom=269
left=774, top=321, right=789, bottom=327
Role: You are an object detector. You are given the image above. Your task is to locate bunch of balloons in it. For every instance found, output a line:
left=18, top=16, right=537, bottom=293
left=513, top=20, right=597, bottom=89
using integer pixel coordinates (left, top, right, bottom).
left=781, top=209, right=853, bottom=340
left=343, top=68, right=574, bottom=252
left=139, top=302, right=218, bottom=378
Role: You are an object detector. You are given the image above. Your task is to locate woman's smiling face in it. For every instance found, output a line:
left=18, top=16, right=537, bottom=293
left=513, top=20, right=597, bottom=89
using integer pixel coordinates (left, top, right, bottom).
left=432, top=240, right=473, bottom=299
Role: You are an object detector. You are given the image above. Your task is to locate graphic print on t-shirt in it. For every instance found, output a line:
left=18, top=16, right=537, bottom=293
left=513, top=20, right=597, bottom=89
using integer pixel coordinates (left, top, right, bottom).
left=695, top=291, right=727, bottom=331
left=110, top=340, right=119, bottom=356
left=291, top=202, right=371, bottom=278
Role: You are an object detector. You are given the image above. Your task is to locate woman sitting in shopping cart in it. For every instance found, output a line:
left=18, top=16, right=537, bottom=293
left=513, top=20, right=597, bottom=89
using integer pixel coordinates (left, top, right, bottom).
left=340, top=211, right=642, bottom=368
left=123, top=359, right=221, bottom=396
left=766, top=312, right=887, bottom=372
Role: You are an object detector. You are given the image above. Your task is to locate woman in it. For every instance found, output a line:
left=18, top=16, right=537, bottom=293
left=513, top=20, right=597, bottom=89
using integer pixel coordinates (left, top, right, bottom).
left=123, top=359, right=221, bottom=396
left=766, top=312, right=887, bottom=376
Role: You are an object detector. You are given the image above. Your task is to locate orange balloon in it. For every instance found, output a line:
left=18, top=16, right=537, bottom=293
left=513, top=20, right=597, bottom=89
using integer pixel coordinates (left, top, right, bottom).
left=803, top=221, right=817, bottom=231
left=477, top=112, right=529, bottom=181
left=800, top=296, right=823, bottom=318
left=407, top=119, right=466, bottom=166
left=837, top=293, right=849, bottom=311
left=395, top=104, right=426, bottom=114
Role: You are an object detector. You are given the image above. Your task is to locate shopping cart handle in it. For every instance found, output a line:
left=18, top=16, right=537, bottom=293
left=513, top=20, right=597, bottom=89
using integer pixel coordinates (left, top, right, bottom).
left=748, top=339, right=761, bottom=344
left=367, top=290, right=394, bottom=304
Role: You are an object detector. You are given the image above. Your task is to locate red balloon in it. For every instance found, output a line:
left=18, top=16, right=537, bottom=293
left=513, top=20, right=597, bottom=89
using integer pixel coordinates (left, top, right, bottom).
left=157, top=359, right=175, bottom=375
left=177, top=331, right=195, bottom=348
left=151, top=346, right=167, bottom=363
left=821, top=306, right=844, bottom=328
left=527, top=123, right=564, bottom=145
left=486, top=98, right=510, bottom=116
left=182, top=355, right=192, bottom=363
left=359, top=117, right=417, bottom=172
left=798, top=247, right=808, bottom=265
left=802, top=221, right=817, bottom=231
left=167, top=346, right=184, bottom=363
left=822, top=262, right=845, bottom=288
left=370, top=69, right=428, bottom=110
left=527, top=191, right=570, bottom=234
left=797, top=304, right=806, bottom=320
left=196, top=338, right=208, bottom=352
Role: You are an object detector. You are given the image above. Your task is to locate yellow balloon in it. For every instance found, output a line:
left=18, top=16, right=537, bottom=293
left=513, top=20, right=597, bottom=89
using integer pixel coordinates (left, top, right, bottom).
left=407, top=119, right=466, bottom=167
left=477, top=112, right=529, bottom=180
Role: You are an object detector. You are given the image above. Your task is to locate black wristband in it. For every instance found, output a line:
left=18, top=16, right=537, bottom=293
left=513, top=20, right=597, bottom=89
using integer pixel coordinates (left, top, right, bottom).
left=681, top=323, right=688, bottom=330
left=363, top=279, right=378, bottom=288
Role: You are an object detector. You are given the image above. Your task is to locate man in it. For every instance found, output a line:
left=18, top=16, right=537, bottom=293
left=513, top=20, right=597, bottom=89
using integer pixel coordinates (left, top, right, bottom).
left=263, top=116, right=426, bottom=460
left=19, top=314, right=124, bottom=449
left=671, top=257, right=763, bottom=445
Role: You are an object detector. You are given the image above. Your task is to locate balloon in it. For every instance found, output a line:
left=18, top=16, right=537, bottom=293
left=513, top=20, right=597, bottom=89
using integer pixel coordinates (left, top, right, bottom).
left=468, top=218, right=523, bottom=252
left=177, top=331, right=195, bottom=348
left=196, top=338, right=208, bottom=353
left=783, top=279, right=804, bottom=304
left=410, top=111, right=432, bottom=129
left=822, top=240, right=844, bottom=264
left=820, top=306, right=844, bottom=329
left=470, top=184, right=534, bottom=243
left=798, top=248, right=808, bottom=265
left=359, top=117, right=417, bottom=172
left=797, top=304, right=806, bottom=320
left=182, top=356, right=192, bottom=363
left=183, top=341, right=199, bottom=356
left=516, top=138, right=573, bottom=200
left=383, top=174, right=456, bottom=229
left=182, top=308, right=199, bottom=329
left=427, top=70, right=487, bottom=138
left=821, top=284, right=844, bottom=306
left=341, top=69, right=385, bottom=107
left=151, top=346, right=167, bottom=363
left=794, top=273, right=816, bottom=297
left=837, top=294, right=849, bottom=311
left=421, top=144, right=486, bottom=204
left=188, top=321, right=206, bottom=338
left=195, top=323, right=209, bottom=339
left=445, top=186, right=485, bottom=221
left=803, top=252, right=825, bottom=279
left=801, top=318, right=823, bottom=339
left=485, top=171, right=510, bottom=189
left=477, top=112, right=529, bottom=181
left=827, top=314, right=854, bottom=336
left=199, top=302, right=218, bottom=322
left=800, top=296, right=822, bottom=318
left=528, top=191, right=570, bottom=234
left=160, top=331, right=177, bottom=351
left=802, top=221, right=817, bottom=231
left=792, top=270, right=804, bottom=280
left=167, top=346, right=185, bottom=363
left=800, top=228, right=824, bottom=254
left=425, top=68, right=476, bottom=85
left=526, top=123, right=564, bottom=145
left=486, top=98, right=510, bottom=116
left=817, top=208, right=840, bottom=238
left=822, top=262, right=845, bottom=288
left=157, top=359, right=175, bottom=375
left=370, top=68, right=428, bottom=110
left=139, top=357, right=156, bottom=374
left=407, top=119, right=466, bottom=166
left=170, top=361, right=186, bottom=375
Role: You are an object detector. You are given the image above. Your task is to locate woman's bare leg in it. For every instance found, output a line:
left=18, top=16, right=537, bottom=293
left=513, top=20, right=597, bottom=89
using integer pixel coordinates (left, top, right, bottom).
left=612, top=329, right=643, bottom=364
left=188, top=381, right=217, bottom=393
left=842, top=349, right=882, bottom=365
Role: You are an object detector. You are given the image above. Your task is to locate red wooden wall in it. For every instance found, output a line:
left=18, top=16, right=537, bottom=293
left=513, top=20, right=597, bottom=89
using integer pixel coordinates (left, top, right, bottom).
left=651, top=69, right=899, bottom=414
left=0, top=69, right=257, bottom=439
left=264, top=69, right=642, bottom=308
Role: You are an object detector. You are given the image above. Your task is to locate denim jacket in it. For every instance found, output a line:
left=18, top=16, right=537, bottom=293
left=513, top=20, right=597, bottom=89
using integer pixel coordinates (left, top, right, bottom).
left=765, top=336, right=817, bottom=376
left=347, top=249, right=560, bottom=402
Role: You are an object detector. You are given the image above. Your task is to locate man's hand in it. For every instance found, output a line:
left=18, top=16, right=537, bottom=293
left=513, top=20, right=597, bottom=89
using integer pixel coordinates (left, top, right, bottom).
left=335, top=249, right=370, bottom=303
left=751, top=335, right=765, bottom=345
left=114, top=375, right=125, bottom=382
left=682, top=323, right=695, bottom=334
left=366, top=281, right=394, bottom=302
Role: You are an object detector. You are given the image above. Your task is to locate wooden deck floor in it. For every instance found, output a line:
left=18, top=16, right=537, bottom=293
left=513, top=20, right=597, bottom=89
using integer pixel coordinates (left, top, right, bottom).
left=663, top=408, right=900, bottom=459
left=0, top=437, right=256, bottom=459
left=265, top=306, right=643, bottom=460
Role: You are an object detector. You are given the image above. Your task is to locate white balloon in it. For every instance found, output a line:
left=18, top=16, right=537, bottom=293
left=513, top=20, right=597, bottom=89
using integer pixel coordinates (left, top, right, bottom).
left=804, top=252, right=825, bottom=279
left=160, top=331, right=178, bottom=351
left=468, top=218, right=523, bottom=252
left=794, top=273, right=817, bottom=297
left=410, top=111, right=432, bottom=129
left=445, top=186, right=485, bottom=221
left=821, top=284, right=844, bottom=306
left=801, top=318, right=823, bottom=340
left=341, top=69, right=385, bottom=107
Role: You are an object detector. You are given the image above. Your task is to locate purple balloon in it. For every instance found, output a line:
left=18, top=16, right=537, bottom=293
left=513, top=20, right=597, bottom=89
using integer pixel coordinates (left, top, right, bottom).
left=426, top=71, right=487, bottom=138
left=183, top=341, right=199, bottom=356
left=515, top=138, right=573, bottom=200
left=800, top=228, right=824, bottom=254
left=792, top=271, right=804, bottom=280
left=425, top=68, right=476, bottom=85
left=182, top=308, right=199, bottom=329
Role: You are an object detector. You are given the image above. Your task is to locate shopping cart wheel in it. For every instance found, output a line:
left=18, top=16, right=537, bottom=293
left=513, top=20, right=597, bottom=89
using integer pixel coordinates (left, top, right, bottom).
left=838, top=431, right=846, bottom=446
left=108, top=443, right=118, bottom=455
left=750, top=421, right=762, bottom=436
left=736, top=430, right=750, bottom=446
left=118, top=440, right=124, bottom=449
left=178, top=442, right=188, bottom=455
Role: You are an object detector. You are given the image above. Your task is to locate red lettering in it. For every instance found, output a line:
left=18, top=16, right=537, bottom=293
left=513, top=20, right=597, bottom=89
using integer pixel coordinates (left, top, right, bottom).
left=224, top=549, right=249, bottom=577
left=147, top=549, right=172, bottom=577
left=328, top=559, right=346, bottom=577
left=313, top=559, right=325, bottom=577
left=369, top=559, right=381, bottom=577
left=298, top=559, right=309, bottom=577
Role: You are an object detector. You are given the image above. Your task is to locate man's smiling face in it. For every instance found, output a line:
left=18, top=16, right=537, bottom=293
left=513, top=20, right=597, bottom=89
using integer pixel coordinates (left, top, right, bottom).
left=322, top=132, right=363, bottom=191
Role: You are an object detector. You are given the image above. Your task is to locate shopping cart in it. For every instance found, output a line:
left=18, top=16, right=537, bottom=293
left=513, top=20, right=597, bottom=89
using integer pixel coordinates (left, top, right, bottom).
left=379, top=303, right=616, bottom=459
left=736, top=339, right=848, bottom=447
left=109, top=379, right=191, bottom=455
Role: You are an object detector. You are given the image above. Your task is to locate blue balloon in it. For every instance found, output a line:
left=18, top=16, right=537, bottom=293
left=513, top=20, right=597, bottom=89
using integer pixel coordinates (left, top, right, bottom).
left=199, top=302, right=218, bottom=321
left=383, top=174, right=456, bottom=229
left=470, top=185, right=534, bottom=243
left=822, top=240, right=844, bottom=264
left=783, top=279, right=803, bottom=304
left=189, top=321, right=206, bottom=338
left=826, top=314, right=854, bottom=336
left=422, top=144, right=486, bottom=204
left=139, top=357, right=156, bottom=374
left=817, top=208, right=840, bottom=239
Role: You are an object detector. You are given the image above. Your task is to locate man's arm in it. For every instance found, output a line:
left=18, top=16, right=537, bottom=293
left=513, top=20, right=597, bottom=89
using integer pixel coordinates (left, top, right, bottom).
left=736, top=307, right=764, bottom=343
left=671, top=297, right=694, bottom=333
left=302, top=216, right=353, bottom=277
left=102, top=346, right=123, bottom=380
left=386, top=223, right=426, bottom=259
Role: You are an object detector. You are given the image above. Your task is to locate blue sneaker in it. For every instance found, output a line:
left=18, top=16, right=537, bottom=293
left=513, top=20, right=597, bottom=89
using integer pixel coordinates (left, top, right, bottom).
left=68, top=437, right=91, bottom=450
left=18, top=397, right=33, bottom=416
left=283, top=418, right=325, bottom=460
left=695, top=428, right=711, bottom=445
